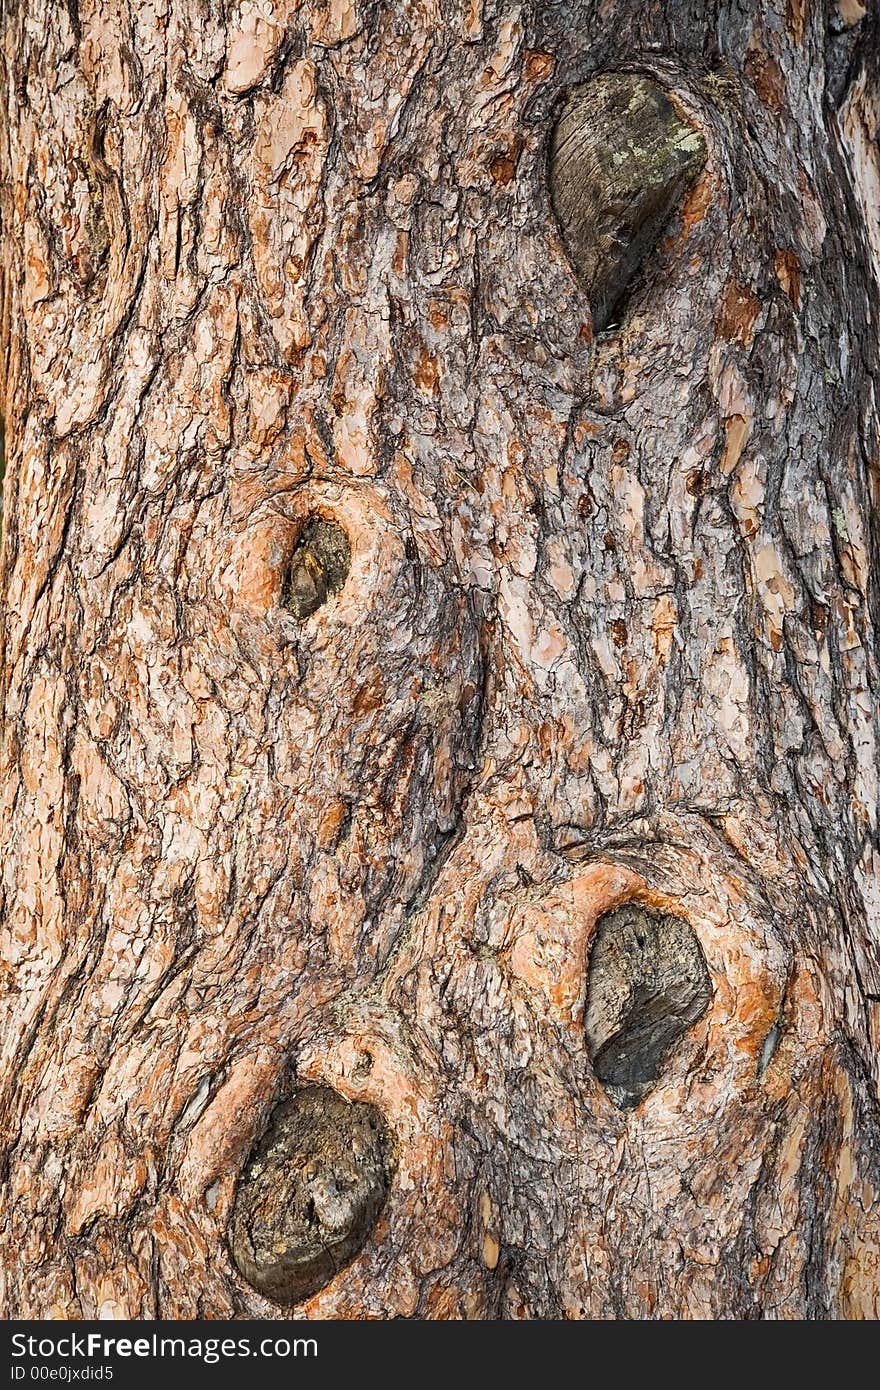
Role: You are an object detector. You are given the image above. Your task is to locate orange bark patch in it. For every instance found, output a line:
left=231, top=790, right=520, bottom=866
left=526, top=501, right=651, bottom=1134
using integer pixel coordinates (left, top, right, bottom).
left=717, top=280, right=762, bottom=348
left=420, top=1283, right=470, bottom=1318
left=224, top=6, right=286, bottom=94
left=842, top=1242, right=880, bottom=1319
left=651, top=593, right=676, bottom=666
left=488, top=135, right=521, bottom=187
left=309, top=0, right=362, bottom=46
left=735, top=985, right=778, bottom=1055
left=352, top=677, right=386, bottom=715
left=66, top=1135, right=148, bottom=1234
left=774, top=248, right=801, bottom=307
left=720, top=414, right=752, bottom=475
left=246, top=367, right=294, bottom=446
left=524, top=50, right=554, bottom=83
left=490, top=154, right=517, bottom=186
left=316, top=798, right=349, bottom=850
left=786, top=0, right=808, bottom=44
left=393, top=229, right=409, bottom=276
left=680, top=170, right=714, bottom=233
left=745, top=41, right=786, bottom=114
left=429, top=299, right=449, bottom=329
left=227, top=520, right=290, bottom=616
left=414, top=344, right=440, bottom=394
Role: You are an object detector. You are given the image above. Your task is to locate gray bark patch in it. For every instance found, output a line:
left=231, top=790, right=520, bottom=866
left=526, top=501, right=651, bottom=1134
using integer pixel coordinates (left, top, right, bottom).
left=549, top=72, right=707, bottom=332
left=757, top=1020, right=782, bottom=1078
left=585, top=904, right=713, bottom=1109
left=229, top=1084, right=393, bottom=1305
left=282, top=517, right=351, bottom=620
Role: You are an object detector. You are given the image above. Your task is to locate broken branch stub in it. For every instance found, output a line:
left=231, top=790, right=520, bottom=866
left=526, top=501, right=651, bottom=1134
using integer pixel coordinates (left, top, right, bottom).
left=282, top=516, right=351, bottom=620
left=549, top=72, right=707, bottom=332
left=585, top=904, right=713, bottom=1109
left=229, top=1085, right=394, bottom=1306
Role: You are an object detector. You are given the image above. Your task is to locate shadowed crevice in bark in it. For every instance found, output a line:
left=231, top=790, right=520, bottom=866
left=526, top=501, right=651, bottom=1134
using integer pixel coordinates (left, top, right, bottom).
left=549, top=71, right=707, bottom=331
left=229, top=1084, right=394, bottom=1306
left=585, top=904, right=713, bottom=1108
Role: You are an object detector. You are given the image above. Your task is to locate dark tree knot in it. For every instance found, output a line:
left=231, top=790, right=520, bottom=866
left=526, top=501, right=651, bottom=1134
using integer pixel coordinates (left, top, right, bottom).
left=549, top=71, right=707, bottom=332
left=585, top=903, right=713, bottom=1109
left=283, top=516, right=351, bottom=620
left=229, top=1084, right=394, bottom=1305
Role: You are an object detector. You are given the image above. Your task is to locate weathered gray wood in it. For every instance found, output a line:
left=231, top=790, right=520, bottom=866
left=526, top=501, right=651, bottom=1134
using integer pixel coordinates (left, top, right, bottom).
left=282, top=517, right=352, bottom=621
left=550, top=72, right=706, bottom=332
left=229, top=1085, right=392, bottom=1306
left=585, top=904, right=713, bottom=1109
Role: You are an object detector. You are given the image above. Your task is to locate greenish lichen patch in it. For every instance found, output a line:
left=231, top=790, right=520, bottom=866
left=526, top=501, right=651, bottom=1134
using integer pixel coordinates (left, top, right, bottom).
left=550, top=72, right=707, bottom=332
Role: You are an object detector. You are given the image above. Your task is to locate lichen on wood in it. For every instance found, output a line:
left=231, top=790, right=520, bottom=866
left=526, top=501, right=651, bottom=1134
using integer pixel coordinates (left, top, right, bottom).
left=549, top=71, right=707, bottom=331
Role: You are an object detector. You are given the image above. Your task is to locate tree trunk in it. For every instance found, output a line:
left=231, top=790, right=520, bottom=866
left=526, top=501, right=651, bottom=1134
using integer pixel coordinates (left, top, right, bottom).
left=2, top=0, right=880, bottom=1320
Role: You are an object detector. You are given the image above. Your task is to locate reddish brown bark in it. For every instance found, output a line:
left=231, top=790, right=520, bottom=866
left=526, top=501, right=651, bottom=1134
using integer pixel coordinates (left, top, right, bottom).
left=1, top=0, right=879, bottom=1319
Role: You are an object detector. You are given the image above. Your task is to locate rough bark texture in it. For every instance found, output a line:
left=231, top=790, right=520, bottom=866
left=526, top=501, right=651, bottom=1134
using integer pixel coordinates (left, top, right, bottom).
left=1, top=0, right=880, bottom=1320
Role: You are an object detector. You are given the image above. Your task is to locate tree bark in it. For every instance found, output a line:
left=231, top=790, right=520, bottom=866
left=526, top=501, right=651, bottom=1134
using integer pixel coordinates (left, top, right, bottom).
left=1, top=0, right=880, bottom=1319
